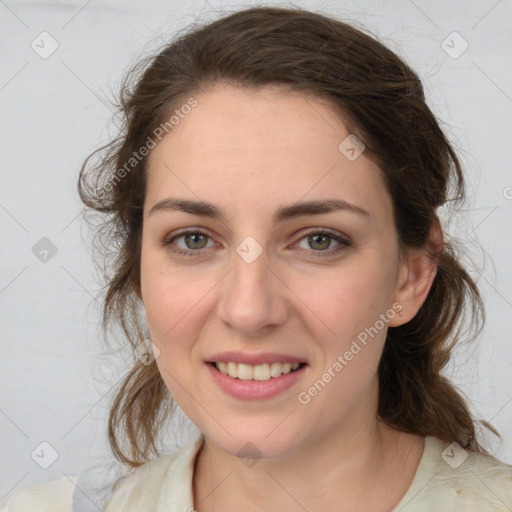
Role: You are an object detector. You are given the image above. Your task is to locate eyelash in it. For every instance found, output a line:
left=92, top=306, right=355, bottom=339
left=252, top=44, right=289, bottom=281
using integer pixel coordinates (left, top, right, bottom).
left=160, top=228, right=352, bottom=258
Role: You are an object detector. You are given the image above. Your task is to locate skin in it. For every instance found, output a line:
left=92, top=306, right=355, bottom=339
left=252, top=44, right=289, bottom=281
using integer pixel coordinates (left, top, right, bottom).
left=140, top=83, right=441, bottom=512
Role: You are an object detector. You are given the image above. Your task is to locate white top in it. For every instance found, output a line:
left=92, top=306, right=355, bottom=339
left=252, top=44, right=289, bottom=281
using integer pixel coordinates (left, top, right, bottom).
left=2, top=434, right=512, bottom=511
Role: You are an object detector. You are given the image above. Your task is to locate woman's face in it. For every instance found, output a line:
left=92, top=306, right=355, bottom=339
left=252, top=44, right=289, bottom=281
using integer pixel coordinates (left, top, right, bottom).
left=140, top=84, right=408, bottom=458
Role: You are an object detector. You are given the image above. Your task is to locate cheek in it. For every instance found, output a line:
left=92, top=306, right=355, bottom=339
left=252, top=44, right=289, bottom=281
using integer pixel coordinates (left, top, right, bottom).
left=141, top=266, right=205, bottom=405
left=306, top=259, right=395, bottom=373
left=140, top=247, right=213, bottom=338
left=308, top=259, right=394, bottom=327
left=302, top=274, right=391, bottom=414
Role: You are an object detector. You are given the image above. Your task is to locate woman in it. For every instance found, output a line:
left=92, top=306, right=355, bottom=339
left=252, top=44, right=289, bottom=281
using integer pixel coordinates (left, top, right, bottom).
left=3, top=5, right=511, bottom=512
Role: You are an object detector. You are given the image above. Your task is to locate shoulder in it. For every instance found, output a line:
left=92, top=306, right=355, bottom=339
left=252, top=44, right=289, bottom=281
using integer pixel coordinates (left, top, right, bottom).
left=399, top=436, right=512, bottom=511
left=436, top=444, right=512, bottom=509
left=0, top=455, right=133, bottom=512
left=0, top=435, right=204, bottom=512
left=104, top=433, right=204, bottom=511
left=0, top=475, right=78, bottom=512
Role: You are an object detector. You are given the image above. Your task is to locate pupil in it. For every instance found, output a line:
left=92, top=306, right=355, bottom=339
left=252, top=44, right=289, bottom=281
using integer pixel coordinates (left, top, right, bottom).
left=186, top=233, right=206, bottom=249
left=310, top=234, right=329, bottom=250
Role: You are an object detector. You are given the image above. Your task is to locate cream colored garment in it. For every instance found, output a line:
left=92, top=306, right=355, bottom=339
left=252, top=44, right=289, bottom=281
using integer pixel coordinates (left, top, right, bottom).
left=2, top=434, right=512, bottom=511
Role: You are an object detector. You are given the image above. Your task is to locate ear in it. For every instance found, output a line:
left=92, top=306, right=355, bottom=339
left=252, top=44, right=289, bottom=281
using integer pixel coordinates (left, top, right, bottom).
left=388, top=220, right=443, bottom=327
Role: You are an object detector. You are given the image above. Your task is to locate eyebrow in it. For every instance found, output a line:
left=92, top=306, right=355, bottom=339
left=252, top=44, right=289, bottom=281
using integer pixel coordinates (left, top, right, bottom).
left=148, top=197, right=370, bottom=224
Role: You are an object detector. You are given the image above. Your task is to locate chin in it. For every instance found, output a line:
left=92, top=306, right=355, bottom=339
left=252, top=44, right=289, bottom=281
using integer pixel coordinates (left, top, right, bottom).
left=205, top=424, right=304, bottom=461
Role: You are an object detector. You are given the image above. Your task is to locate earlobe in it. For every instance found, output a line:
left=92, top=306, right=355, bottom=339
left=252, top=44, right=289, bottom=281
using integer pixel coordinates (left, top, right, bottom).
left=388, top=222, right=443, bottom=327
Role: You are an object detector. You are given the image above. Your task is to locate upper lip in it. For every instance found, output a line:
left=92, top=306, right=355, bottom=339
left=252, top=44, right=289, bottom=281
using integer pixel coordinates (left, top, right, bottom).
left=206, top=351, right=307, bottom=366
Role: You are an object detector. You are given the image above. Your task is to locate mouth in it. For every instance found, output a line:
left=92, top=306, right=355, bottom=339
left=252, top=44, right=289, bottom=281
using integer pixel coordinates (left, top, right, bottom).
left=205, top=360, right=308, bottom=400
left=207, top=361, right=307, bottom=381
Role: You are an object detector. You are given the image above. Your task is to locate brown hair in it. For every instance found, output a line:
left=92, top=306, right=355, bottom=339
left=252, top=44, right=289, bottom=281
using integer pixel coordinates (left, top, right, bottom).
left=78, top=5, right=499, bottom=468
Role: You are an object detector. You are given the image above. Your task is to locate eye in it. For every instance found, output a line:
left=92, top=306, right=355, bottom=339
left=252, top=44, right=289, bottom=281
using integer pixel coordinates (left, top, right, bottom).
left=160, top=229, right=218, bottom=257
left=160, top=227, right=351, bottom=258
left=292, top=228, right=352, bottom=257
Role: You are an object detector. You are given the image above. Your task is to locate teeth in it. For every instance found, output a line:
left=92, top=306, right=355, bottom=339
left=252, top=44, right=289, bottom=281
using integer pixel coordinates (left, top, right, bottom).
left=226, top=361, right=237, bottom=377
left=214, top=361, right=301, bottom=381
left=237, top=363, right=253, bottom=380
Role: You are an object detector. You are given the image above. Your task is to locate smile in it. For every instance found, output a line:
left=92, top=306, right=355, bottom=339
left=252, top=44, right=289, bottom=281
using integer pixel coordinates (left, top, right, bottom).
left=205, top=361, right=308, bottom=400
left=211, top=361, right=303, bottom=380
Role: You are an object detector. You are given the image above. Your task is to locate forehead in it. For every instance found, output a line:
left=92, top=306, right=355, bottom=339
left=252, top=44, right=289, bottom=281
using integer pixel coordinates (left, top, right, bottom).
left=145, top=84, right=391, bottom=225
left=151, top=84, right=351, bottom=159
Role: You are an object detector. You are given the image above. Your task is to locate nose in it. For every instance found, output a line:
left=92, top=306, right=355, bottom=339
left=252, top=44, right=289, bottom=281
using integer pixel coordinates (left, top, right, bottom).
left=217, top=246, right=288, bottom=337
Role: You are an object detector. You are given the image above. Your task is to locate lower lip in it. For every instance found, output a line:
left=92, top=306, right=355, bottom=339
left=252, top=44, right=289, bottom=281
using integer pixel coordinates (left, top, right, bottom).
left=205, top=362, right=307, bottom=400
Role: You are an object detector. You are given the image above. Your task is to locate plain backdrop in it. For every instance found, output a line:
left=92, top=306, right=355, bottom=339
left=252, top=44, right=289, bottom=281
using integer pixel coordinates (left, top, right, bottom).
left=1, top=0, right=511, bottom=503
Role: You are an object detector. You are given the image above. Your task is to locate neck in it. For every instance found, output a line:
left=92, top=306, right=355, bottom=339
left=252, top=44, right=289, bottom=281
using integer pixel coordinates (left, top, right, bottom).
left=192, top=412, right=424, bottom=512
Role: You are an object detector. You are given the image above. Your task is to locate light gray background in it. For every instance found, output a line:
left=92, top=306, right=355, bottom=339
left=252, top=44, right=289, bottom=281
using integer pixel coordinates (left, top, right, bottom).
left=1, top=0, right=511, bottom=503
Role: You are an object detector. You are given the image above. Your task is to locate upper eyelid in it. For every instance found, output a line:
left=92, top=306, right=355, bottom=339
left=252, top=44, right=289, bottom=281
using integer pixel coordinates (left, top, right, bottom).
left=164, top=228, right=217, bottom=245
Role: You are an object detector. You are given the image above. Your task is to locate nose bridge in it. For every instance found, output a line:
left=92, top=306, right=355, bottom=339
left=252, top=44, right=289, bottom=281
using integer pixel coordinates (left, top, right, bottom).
left=218, top=238, right=287, bottom=333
